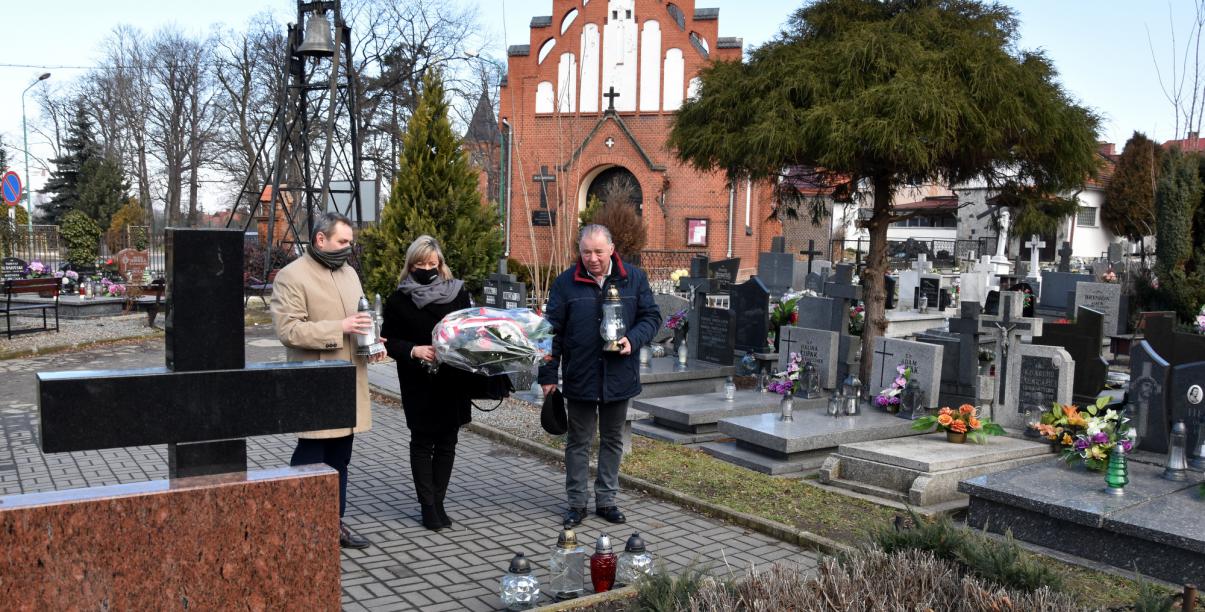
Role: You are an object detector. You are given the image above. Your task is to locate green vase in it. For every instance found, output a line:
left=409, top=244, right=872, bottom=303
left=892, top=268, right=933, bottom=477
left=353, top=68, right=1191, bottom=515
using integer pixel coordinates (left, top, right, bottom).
left=1103, top=448, right=1128, bottom=495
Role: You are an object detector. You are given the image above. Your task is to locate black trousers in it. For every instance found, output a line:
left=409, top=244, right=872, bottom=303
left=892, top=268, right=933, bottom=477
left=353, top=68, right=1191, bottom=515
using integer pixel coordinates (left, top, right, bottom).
left=291, top=434, right=354, bottom=518
left=410, top=429, right=459, bottom=507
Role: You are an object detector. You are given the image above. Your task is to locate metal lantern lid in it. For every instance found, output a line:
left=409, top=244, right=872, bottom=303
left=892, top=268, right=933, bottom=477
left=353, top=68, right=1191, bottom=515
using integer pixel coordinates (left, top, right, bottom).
left=557, top=528, right=579, bottom=549
left=605, top=284, right=620, bottom=302
left=507, top=552, right=532, bottom=574
left=594, top=533, right=614, bottom=555
left=624, top=532, right=647, bottom=553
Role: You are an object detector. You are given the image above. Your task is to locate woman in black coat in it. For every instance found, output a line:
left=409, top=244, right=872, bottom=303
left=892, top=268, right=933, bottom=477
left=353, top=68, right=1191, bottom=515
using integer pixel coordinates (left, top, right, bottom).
left=381, top=235, right=473, bottom=531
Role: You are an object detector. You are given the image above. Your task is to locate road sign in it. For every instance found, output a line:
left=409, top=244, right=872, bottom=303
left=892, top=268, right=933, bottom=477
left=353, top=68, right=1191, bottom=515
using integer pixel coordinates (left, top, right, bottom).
left=1, top=171, right=22, bottom=207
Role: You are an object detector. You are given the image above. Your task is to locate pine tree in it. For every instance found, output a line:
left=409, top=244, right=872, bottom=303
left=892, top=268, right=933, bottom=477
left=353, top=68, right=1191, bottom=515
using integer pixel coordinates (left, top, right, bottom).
left=1155, top=148, right=1201, bottom=280
left=40, top=103, right=98, bottom=225
left=77, top=154, right=130, bottom=229
left=1102, top=132, right=1159, bottom=243
left=360, top=71, right=503, bottom=297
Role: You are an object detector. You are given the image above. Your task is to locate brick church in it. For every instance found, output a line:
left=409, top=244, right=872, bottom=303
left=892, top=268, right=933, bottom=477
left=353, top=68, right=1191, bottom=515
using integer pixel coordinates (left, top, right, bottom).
left=488, top=0, right=829, bottom=275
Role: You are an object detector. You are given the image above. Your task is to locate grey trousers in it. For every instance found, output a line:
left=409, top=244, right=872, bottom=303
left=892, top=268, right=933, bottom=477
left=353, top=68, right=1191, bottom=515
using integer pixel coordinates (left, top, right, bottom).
left=564, top=398, right=629, bottom=508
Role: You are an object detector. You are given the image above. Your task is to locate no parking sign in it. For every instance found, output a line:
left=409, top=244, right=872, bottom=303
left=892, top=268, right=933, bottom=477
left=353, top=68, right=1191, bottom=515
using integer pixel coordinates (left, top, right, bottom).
left=1, top=171, right=21, bottom=207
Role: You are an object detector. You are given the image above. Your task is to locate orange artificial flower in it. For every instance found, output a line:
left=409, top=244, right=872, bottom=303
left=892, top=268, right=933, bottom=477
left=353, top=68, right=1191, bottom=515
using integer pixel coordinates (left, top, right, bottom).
left=1061, top=404, right=1079, bottom=418
left=937, top=413, right=954, bottom=426
left=969, top=417, right=982, bottom=429
left=959, top=404, right=975, bottom=415
left=1061, top=433, right=1073, bottom=446
left=939, top=407, right=953, bottom=416
left=950, top=420, right=968, bottom=433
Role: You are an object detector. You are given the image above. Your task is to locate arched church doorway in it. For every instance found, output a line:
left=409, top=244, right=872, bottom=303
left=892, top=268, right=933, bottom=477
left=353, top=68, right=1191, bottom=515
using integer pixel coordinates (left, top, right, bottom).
left=584, top=166, right=643, bottom=216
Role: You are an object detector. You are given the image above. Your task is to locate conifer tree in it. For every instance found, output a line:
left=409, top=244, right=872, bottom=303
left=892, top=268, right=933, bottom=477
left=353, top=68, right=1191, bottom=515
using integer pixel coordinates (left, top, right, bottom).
left=40, top=103, right=98, bottom=225
left=1154, top=149, right=1202, bottom=281
left=1102, top=132, right=1159, bottom=243
left=359, top=71, right=503, bottom=297
left=77, top=154, right=130, bottom=230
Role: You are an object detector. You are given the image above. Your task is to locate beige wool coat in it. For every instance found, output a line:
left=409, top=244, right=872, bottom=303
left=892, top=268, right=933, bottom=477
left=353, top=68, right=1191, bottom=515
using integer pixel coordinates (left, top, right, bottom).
left=270, top=253, right=372, bottom=439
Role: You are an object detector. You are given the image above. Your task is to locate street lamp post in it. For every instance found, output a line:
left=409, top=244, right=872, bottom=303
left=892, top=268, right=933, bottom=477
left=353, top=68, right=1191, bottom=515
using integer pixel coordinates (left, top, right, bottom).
left=21, top=72, right=51, bottom=256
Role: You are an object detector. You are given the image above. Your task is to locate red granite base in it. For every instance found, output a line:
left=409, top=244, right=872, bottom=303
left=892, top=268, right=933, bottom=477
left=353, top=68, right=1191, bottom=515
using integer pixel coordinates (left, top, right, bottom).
left=0, top=465, right=341, bottom=610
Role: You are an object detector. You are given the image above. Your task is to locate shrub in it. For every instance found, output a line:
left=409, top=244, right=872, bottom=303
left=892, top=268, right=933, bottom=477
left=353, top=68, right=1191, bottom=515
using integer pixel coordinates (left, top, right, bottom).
left=60, top=210, right=104, bottom=268
left=244, top=241, right=295, bottom=280
left=632, top=563, right=711, bottom=612
left=584, top=200, right=647, bottom=261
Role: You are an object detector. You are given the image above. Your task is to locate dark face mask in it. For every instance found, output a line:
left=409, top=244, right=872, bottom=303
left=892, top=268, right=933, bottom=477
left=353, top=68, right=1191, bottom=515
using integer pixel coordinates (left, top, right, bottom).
left=310, top=245, right=353, bottom=270
left=411, top=267, right=439, bottom=285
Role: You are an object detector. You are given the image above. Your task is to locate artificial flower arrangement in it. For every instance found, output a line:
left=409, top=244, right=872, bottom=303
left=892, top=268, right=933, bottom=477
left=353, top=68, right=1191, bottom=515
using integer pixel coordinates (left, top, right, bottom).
left=99, top=278, right=127, bottom=297
left=848, top=303, right=865, bottom=336
left=912, top=404, right=1005, bottom=443
left=664, top=308, right=688, bottom=332
left=25, top=260, right=46, bottom=277
left=1020, top=286, right=1034, bottom=310
left=1034, top=397, right=1132, bottom=470
left=432, top=307, right=553, bottom=376
left=1101, top=268, right=1118, bottom=283
left=770, top=296, right=800, bottom=328
left=766, top=352, right=803, bottom=396
left=874, top=364, right=910, bottom=413
left=668, top=268, right=689, bottom=284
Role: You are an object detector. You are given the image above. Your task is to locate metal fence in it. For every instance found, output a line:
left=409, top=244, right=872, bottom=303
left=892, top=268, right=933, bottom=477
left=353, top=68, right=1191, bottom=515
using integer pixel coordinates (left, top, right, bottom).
left=0, top=224, right=166, bottom=276
left=99, top=226, right=166, bottom=275
left=638, top=249, right=699, bottom=294
left=830, top=237, right=998, bottom=269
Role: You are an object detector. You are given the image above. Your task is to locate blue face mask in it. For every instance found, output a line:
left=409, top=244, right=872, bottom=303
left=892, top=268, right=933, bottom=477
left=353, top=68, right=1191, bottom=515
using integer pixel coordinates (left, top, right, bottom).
left=412, top=268, right=439, bottom=285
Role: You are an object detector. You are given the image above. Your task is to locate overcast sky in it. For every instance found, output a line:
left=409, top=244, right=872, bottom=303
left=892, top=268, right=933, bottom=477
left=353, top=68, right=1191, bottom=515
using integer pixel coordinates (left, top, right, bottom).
left=0, top=0, right=1196, bottom=212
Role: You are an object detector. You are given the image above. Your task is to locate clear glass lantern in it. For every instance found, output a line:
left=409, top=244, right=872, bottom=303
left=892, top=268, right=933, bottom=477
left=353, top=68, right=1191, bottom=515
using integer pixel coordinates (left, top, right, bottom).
left=1023, top=397, right=1042, bottom=437
left=827, top=394, right=842, bottom=417
left=801, top=361, right=821, bottom=398
left=500, top=552, right=541, bottom=610
left=723, top=376, right=736, bottom=401
left=638, top=344, right=651, bottom=366
left=677, top=335, right=689, bottom=367
left=600, top=285, right=626, bottom=352
left=548, top=529, right=587, bottom=600
left=842, top=375, right=862, bottom=416
left=1190, top=420, right=1205, bottom=470
left=899, top=378, right=925, bottom=420
left=615, top=532, right=654, bottom=587
left=1162, top=420, right=1189, bottom=481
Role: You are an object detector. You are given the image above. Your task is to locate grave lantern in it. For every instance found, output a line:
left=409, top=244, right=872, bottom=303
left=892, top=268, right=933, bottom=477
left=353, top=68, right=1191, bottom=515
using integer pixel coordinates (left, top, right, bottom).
left=500, top=552, right=541, bottom=610
left=600, top=285, right=625, bottom=352
left=1022, top=398, right=1042, bottom=437
left=841, top=375, right=862, bottom=416
left=827, top=394, right=842, bottom=417
left=1190, top=420, right=1205, bottom=470
left=548, top=528, right=587, bottom=600
left=799, top=362, right=822, bottom=399
left=1162, top=421, right=1189, bottom=481
left=723, top=376, right=736, bottom=401
left=677, top=336, right=689, bottom=367
left=1103, top=444, right=1128, bottom=495
left=899, top=377, right=925, bottom=420
left=353, top=296, right=385, bottom=357
left=589, top=533, right=618, bottom=593
left=638, top=345, right=651, bottom=366
left=616, top=532, right=655, bottom=586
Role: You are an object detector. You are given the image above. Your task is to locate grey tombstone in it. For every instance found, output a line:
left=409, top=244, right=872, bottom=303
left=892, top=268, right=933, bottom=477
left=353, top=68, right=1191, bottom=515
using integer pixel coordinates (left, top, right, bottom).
left=1057, top=242, right=1073, bottom=272
left=652, top=294, right=690, bottom=343
left=870, top=337, right=944, bottom=410
left=777, top=326, right=839, bottom=388
left=918, top=303, right=982, bottom=405
left=823, top=264, right=863, bottom=380
left=482, top=272, right=527, bottom=310
left=1130, top=340, right=1171, bottom=453
left=795, top=294, right=838, bottom=332
left=1074, top=282, right=1123, bottom=336
left=1107, top=242, right=1123, bottom=266
left=1039, top=271, right=1093, bottom=312
left=959, top=270, right=990, bottom=306
left=732, top=277, right=771, bottom=353
left=707, top=258, right=740, bottom=294
left=1, top=257, right=26, bottom=281
left=1006, top=344, right=1074, bottom=431
left=694, top=303, right=735, bottom=365
left=805, top=265, right=831, bottom=293
left=757, top=250, right=797, bottom=298
left=978, top=291, right=1043, bottom=416
left=1142, top=312, right=1205, bottom=367
left=1168, top=361, right=1205, bottom=460
left=1034, top=307, right=1108, bottom=403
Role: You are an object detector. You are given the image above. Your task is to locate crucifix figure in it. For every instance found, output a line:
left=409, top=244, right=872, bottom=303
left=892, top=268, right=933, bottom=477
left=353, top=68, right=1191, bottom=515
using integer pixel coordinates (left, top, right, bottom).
left=603, top=86, right=620, bottom=112
left=532, top=165, right=556, bottom=209
left=1025, top=234, right=1046, bottom=277
left=37, top=229, right=356, bottom=478
left=800, top=239, right=823, bottom=276
left=977, top=291, right=1042, bottom=408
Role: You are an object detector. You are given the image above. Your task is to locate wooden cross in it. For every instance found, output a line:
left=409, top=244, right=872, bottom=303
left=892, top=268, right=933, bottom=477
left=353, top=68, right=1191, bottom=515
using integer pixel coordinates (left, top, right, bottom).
left=36, top=229, right=356, bottom=479
left=532, top=165, right=556, bottom=209
left=976, top=291, right=1042, bottom=406
left=800, top=239, right=824, bottom=276
left=603, top=86, right=620, bottom=111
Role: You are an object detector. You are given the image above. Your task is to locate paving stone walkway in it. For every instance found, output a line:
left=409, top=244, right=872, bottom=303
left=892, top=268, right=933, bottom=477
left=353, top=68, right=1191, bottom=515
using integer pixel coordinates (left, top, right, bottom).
left=0, top=327, right=817, bottom=611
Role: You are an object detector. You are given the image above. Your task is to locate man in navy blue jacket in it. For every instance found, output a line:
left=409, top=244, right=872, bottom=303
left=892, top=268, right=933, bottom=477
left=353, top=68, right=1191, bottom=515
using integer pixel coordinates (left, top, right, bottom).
left=540, top=224, right=661, bottom=527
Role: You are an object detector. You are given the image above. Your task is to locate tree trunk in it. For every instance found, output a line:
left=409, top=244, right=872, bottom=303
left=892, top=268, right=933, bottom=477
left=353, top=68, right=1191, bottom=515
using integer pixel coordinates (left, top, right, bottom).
left=858, top=174, right=893, bottom=388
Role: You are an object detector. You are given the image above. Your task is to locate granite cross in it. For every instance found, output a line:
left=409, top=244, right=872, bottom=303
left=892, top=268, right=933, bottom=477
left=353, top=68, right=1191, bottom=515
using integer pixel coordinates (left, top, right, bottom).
left=800, top=239, right=824, bottom=276
left=603, top=86, right=620, bottom=111
left=36, top=229, right=357, bottom=479
left=977, top=291, right=1042, bottom=405
left=912, top=253, right=933, bottom=274
left=946, top=301, right=984, bottom=391
left=823, top=263, right=862, bottom=334
left=1057, top=241, right=1074, bottom=272
left=533, top=165, right=556, bottom=209
left=1025, top=234, right=1046, bottom=276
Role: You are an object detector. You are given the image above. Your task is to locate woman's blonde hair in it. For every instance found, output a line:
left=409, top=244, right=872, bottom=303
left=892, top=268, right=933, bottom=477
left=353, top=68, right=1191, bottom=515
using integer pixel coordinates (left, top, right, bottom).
left=401, top=235, right=453, bottom=283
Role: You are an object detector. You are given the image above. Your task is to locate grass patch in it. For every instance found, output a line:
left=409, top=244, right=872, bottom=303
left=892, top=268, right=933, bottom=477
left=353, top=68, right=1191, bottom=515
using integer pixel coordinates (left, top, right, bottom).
left=620, top=437, right=896, bottom=543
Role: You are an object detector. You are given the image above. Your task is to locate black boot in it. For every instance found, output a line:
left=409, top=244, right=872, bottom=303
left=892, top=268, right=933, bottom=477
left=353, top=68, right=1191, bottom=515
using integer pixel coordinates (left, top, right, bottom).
left=432, top=431, right=458, bottom=528
left=419, top=504, right=444, bottom=531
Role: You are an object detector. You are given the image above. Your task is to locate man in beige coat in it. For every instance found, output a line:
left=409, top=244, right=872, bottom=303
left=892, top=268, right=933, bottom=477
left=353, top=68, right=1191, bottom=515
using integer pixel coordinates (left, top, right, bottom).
left=271, top=211, right=383, bottom=549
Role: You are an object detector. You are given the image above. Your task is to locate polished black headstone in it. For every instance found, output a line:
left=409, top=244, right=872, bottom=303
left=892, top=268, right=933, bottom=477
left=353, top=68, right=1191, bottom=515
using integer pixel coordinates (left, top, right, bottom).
left=484, top=272, right=527, bottom=309
left=1169, top=361, right=1205, bottom=458
left=2, top=257, right=26, bottom=281
left=707, top=258, right=740, bottom=295
left=731, top=277, right=771, bottom=353
left=166, top=229, right=244, bottom=372
left=1034, top=306, right=1108, bottom=403
left=1143, top=312, right=1205, bottom=367
left=883, top=275, right=897, bottom=310
left=695, top=304, right=735, bottom=365
left=1130, top=340, right=1171, bottom=453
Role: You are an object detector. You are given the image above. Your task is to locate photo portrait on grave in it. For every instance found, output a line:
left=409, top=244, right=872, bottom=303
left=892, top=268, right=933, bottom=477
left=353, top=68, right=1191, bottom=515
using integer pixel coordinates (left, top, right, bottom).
left=271, top=211, right=384, bottom=550
left=381, top=235, right=474, bottom=532
left=539, top=225, right=661, bottom=529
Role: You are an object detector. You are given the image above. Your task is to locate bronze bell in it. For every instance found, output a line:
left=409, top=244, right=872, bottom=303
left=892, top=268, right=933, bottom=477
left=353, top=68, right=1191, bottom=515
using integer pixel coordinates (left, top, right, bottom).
left=296, top=10, right=335, bottom=57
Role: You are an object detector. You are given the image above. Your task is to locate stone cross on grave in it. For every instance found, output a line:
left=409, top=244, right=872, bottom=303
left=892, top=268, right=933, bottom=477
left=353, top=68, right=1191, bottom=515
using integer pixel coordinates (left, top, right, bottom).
left=603, top=86, right=620, bottom=111
left=946, top=301, right=984, bottom=391
left=1025, top=234, right=1046, bottom=277
left=977, top=291, right=1042, bottom=406
left=533, top=165, right=556, bottom=209
left=913, top=253, right=933, bottom=274
left=36, top=229, right=356, bottom=479
left=823, top=263, right=862, bottom=333
left=1057, top=241, right=1074, bottom=272
left=800, top=239, right=824, bottom=276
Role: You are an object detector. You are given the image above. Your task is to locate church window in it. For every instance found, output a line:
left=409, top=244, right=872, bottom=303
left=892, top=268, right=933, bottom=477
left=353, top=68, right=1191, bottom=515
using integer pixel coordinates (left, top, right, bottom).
left=613, top=10, right=618, bottom=19
left=538, top=38, right=557, bottom=64
left=666, top=3, right=686, bottom=30
left=689, top=32, right=710, bottom=58
left=561, top=9, right=578, bottom=34
left=626, top=10, right=632, bottom=18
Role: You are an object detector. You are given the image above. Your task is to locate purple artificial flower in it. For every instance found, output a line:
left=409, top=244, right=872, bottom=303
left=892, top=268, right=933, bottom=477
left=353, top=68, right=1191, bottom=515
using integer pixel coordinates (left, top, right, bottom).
left=893, top=376, right=906, bottom=388
left=875, top=396, right=888, bottom=407
left=1073, top=438, right=1090, bottom=452
left=1091, top=432, right=1109, bottom=445
left=1120, top=439, right=1134, bottom=453
left=65, top=270, right=79, bottom=280
left=889, top=397, right=901, bottom=405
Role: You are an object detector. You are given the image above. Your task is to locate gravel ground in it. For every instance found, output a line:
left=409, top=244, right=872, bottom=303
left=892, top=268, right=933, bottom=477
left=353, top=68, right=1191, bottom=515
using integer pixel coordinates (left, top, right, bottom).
left=0, top=313, right=161, bottom=358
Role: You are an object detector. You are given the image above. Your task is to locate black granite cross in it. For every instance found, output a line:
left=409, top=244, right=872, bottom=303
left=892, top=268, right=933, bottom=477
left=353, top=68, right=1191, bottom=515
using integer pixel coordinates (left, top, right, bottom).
left=533, top=165, right=556, bottom=209
left=36, top=229, right=356, bottom=478
left=946, top=302, right=984, bottom=391
left=800, top=240, right=823, bottom=276
left=603, top=86, right=620, bottom=111
left=1057, top=241, right=1074, bottom=272
left=977, top=291, right=1042, bottom=405
left=823, top=263, right=862, bottom=334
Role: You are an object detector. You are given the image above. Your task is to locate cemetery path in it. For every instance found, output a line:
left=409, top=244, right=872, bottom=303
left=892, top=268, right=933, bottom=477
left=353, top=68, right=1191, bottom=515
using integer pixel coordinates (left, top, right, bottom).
left=0, top=326, right=817, bottom=611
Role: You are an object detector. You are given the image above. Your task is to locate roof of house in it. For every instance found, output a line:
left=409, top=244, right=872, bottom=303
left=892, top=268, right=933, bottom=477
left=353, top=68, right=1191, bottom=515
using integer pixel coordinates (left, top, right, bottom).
left=1162, top=133, right=1205, bottom=152
left=894, top=195, right=958, bottom=211
left=464, top=91, right=500, bottom=144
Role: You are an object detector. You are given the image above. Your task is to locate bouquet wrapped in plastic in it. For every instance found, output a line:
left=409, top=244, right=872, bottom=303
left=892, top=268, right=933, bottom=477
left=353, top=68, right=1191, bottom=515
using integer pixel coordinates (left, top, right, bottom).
left=432, top=307, right=554, bottom=375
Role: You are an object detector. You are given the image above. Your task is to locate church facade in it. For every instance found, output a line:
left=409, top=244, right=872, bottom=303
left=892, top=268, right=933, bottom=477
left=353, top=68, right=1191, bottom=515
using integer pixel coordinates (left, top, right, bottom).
left=497, top=0, right=827, bottom=275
